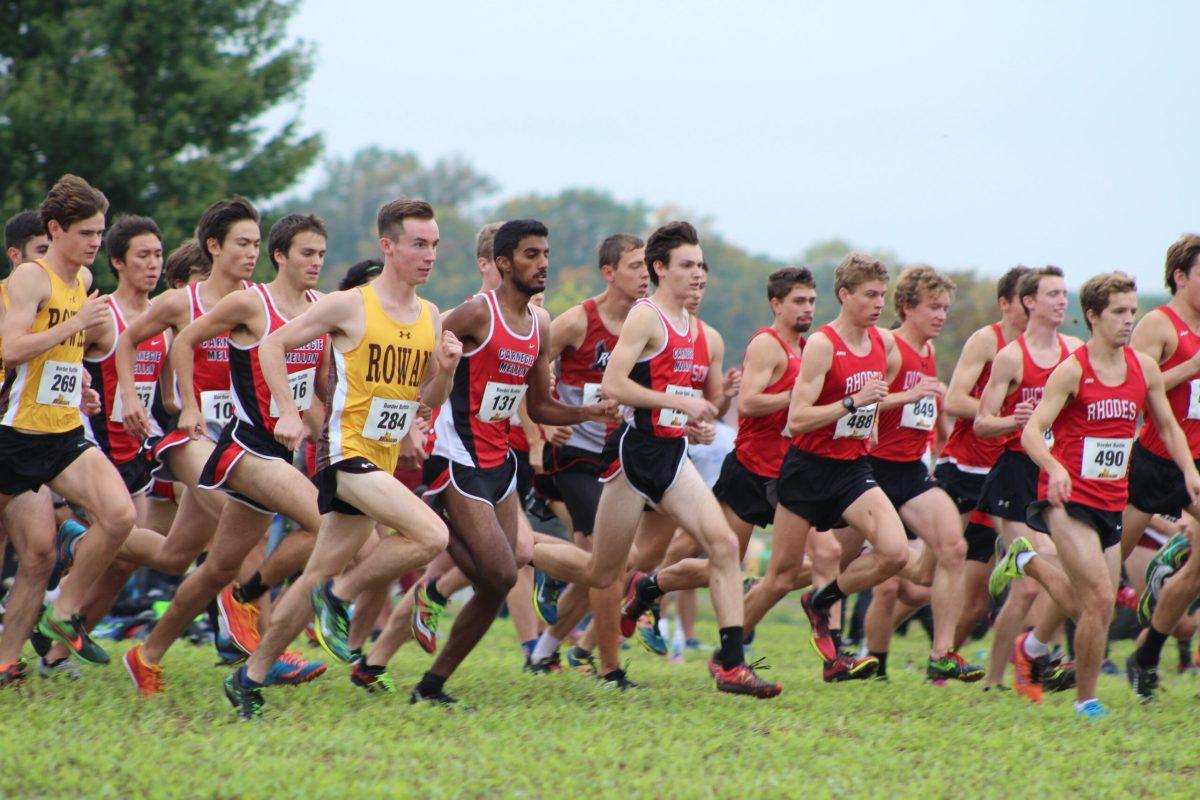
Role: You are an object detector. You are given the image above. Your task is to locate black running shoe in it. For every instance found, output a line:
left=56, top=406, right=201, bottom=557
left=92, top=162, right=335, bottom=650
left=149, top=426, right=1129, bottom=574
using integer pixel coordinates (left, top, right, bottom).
left=1126, top=653, right=1159, bottom=703
left=223, top=668, right=265, bottom=720
left=1044, top=658, right=1076, bottom=693
left=525, top=652, right=562, bottom=675
left=599, top=668, right=639, bottom=691
left=410, top=685, right=472, bottom=710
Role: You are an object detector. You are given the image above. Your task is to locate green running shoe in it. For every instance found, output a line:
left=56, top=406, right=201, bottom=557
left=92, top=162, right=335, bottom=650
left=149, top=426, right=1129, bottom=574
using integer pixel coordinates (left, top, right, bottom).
left=565, top=645, right=598, bottom=676
left=988, top=536, right=1033, bottom=602
left=310, top=580, right=354, bottom=663
left=927, top=650, right=985, bottom=683
left=37, top=608, right=109, bottom=665
left=224, top=668, right=265, bottom=720
left=1139, top=532, right=1191, bottom=625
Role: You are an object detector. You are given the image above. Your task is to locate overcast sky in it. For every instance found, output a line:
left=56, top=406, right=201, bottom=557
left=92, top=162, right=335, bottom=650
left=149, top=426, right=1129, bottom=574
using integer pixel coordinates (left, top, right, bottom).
left=277, top=1, right=1199, bottom=289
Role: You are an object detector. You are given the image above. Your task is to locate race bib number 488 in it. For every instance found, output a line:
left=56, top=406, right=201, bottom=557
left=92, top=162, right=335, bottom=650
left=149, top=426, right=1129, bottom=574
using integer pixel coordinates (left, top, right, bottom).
left=834, top=404, right=877, bottom=440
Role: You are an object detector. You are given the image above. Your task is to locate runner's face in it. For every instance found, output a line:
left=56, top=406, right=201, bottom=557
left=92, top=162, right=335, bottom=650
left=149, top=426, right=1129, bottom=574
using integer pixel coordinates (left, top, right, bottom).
left=52, top=213, right=105, bottom=266
left=684, top=272, right=708, bottom=314
left=1091, top=290, right=1137, bottom=346
left=212, top=220, right=260, bottom=280
left=656, top=244, right=704, bottom=302
left=1177, top=261, right=1200, bottom=312
left=998, top=294, right=1029, bottom=331
left=477, top=257, right=500, bottom=290
left=773, top=285, right=816, bottom=333
left=506, top=235, right=549, bottom=297
left=19, top=234, right=50, bottom=264
left=606, top=247, right=648, bottom=299
left=840, top=280, right=887, bottom=326
left=1029, top=276, right=1067, bottom=326
left=115, top=233, right=163, bottom=294
left=905, top=289, right=950, bottom=340
left=279, top=231, right=326, bottom=290
left=383, top=218, right=439, bottom=285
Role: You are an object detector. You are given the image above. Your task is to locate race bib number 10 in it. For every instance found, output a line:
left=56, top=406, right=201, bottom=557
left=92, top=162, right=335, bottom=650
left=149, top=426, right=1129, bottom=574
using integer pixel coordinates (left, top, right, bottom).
left=477, top=382, right=527, bottom=423
left=200, top=390, right=234, bottom=426
left=36, top=361, right=83, bottom=408
left=362, top=398, right=418, bottom=443
left=834, top=403, right=877, bottom=440
left=269, top=369, right=315, bottom=417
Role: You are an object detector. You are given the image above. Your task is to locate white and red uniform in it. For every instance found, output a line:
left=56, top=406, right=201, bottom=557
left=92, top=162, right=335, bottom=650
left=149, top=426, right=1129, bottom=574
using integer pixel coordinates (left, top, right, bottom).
left=734, top=327, right=801, bottom=478
left=793, top=325, right=886, bottom=461
left=623, top=298, right=694, bottom=439
left=872, top=336, right=938, bottom=463
left=556, top=298, right=619, bottom=453
left=1139, top=306, right=1200, bottom=459
left=939, top=323, right=1007, bottom=474
left=1001, top=334, right=1072, bottom=453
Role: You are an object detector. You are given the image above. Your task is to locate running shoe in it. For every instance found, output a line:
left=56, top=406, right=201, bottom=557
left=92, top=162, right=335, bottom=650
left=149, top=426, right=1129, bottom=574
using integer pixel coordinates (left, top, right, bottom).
left=1012, top=631, right=1046, bottom=704
left=525, top=652, right=562, bottom=675
left=37, top=656, right=82, bottom=681
left=1139, top=532, right=1190, bottom=625
left=1075, top=699, right=1110, bottom=720
left=213, top=632, right=246, bottom=666
left=714, top=658, right=782, bottom=698
left=310, top=580, right=354, bottom=663
left=350, top=658, right=395, bottom=694
left=0, top=659, right=27, bottom=688
left=410, top=685, right=470, bottom=708
left=410, top=577, right=446, bottom=655
left=1044, top=658, right=1076, bottom=693
left=123, top=644, right=164, bottom=697
left=635, top=609, right=668, bottom=656
left=927, top=650, right=985, bottom=683
left=217, top=584, right=261, bottom=655
left=532, top=568, right=562, bottom=625
left=1115, top=585, right=1138, bottom=612
left=224, top=668, right=265, bottom=720
left=822, top=653, right=879, bottom=683
left=29, top=606, right=52, bottom=657
left=565, top=646, right=597, bottom=676
left=599, top=667, right=638, bottom=691
left=1126, top=653, right=1159, bottom=703
left=37, top=607, right=109, bottom=665
left=988, top=536, right=1033, bottom=601
left=800, top=589, right=839, bottom=664
left=46, top=519, right=87, bottom=591
left=618, top=571, right=652, bottom=639
left=263, top=650, right=327, bottom=686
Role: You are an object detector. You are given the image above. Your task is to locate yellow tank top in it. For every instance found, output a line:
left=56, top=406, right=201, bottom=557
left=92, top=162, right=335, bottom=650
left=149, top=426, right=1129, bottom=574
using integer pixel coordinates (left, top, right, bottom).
left=0, top=260, right=88, bottom=433
left=322, top=284, right=435, bottom=473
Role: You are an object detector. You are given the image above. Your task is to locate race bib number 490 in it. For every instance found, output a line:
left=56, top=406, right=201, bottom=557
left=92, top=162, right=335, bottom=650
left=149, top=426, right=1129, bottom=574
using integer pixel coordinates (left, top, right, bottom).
left=362, top=398, right=418, bottom=443
left=659, top=385, right=700, bottom=429
left=900, top=396, right=937, bottom=431
left=269, top=368, right=315, bottom=417
left=111, top=381, right=156, bottom=422
left=200, top=390, right=234, bottom=426
left=36, top=361, right=82, bottom=408
left=1082, top=437, right=1133, bottom=480
left=834, top=403, right=877, bottom=440
left=477, top=382, right=527, bottom=423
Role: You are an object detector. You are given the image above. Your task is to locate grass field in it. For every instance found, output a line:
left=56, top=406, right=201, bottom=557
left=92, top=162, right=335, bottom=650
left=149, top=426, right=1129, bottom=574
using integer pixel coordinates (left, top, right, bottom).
left=2, top=595, right=1198, bottom=799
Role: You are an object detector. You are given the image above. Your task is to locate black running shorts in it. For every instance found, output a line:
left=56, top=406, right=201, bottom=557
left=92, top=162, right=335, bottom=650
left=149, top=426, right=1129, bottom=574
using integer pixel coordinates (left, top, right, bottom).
left=601, top=425, right=688, bottom=506
left=114, top=453, right=155, bottom=497
left=1026, top=500, right=1123, bottom=551
left=198, top=420, right=291, bottom=514
left=933, top=461, right=988, bottom=515
left=425, top=451, right=519, bottom=509
left=1127, top=440, right=1191, bottom=518
left=314, top=457, right=382, bottom=516
left=868, top=456, right=938, bottom=509
left=0, top=426, right=92, bottom=496
left=976, top=450, right=1039, bottom=523
left=712, top=451, right=778, bottom=529
left=545, top=442, right=607, bottom=535
left=776, top=447, right=878, bottom=532
left=964, top=520, right=997, bottom=564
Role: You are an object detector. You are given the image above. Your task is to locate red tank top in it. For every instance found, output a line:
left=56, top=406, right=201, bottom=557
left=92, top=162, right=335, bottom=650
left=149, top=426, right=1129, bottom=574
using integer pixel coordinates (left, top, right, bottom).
left=734, top=327, right=802, bottom=477
left=1139, top=306, right=1200, bottom=459
left=626, top=298, right=693, bottom=439
left=229, top=285, right=326, bottom=435
left=187, top=280, right=250, bottom=425
left=557, top=297, right=619, bottom=453
left=793, top=325, right=886, bottom=461
left=1002, top=334, right=1071, bottom=453
left=940, top=323, right=1006, bottom=472
left=1038, top=345, right=1146, bottom=511
left=872, top=335, right=938, bottom=462
left=84, top=297, right=168, bottom=464
left=433, top=290, right=540, bottom=468
left=691, top=318, right=710, bottom=390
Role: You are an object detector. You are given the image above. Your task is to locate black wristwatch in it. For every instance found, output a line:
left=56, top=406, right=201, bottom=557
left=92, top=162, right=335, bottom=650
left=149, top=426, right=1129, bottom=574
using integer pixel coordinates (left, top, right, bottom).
left=842, top=396, right=856, bottom=413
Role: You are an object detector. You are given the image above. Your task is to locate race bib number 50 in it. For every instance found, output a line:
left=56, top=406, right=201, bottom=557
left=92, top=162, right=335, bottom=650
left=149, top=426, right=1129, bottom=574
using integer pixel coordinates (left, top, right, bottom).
left=477, top=381, right=527, bottom=423
left=362, top=398, right=418, bottom=443
left=36, top=361, right=83, bottom=408
left=834, top=403, right=877, bottom=440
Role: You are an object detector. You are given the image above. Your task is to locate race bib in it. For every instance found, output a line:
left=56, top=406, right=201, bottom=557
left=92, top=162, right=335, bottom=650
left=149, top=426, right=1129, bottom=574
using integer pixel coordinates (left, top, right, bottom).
left=362, top=397, right=417, bottom=443
left=36, top=361, right=82, bottom=408
left=477, top=381, right=526, bottom=423
left=200, top=390, right=234, bottom=426
left=269, top=368, right=315, bottom=417
left=659, top=385, right=700, bottom=429
left=1082, top=437, right=1132, bottom=480
left=582, top=382, right=603, bottom=406
left=834, top=403, right=877, bottom=440
left=1188, top=379, right=1200, bottom=420
left=900, top=395, right=937, bottom=431
left=111, top=381, right=156, bottom=422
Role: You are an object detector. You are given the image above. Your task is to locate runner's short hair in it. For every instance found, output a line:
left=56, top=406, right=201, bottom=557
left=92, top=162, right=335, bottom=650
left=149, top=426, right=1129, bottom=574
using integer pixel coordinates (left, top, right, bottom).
left=645, top=221, right=700, bottom=285
left=1165, top=234, right=1200, bottom=295
left=476, top=222, right=503, bottom=262
left=164, top=240, right=209, bottom=288
left=493, top=219, right=549, bottom=265
left=1080, top=271, right=1137, bottom=331
left=339, top=259, right=384, bottom=291
left=1016, top=266, right=1065, bottom=315
left=893, top=264, right=955, bottom=321
left=105, top=215, right=162, bottom=272
left=377, top=199, right=434, bottom=241
left=196, top=197, right=259, bottom=265
left=40, top=174, right=109, bottom=232
left=767, top=267, right=815, bottom=302
left=833, top=253, right=888, bottom=299
left=268, top=213, right=327, bottom=270
left=997, top=265, right=1032, bottom=303
left=599, top=234, right=644, bottom=270
left=4, top=211, right=45, bottom=258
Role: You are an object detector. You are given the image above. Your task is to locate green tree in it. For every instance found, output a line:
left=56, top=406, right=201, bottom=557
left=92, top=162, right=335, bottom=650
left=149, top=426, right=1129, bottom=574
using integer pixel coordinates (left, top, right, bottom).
left=0, top=0, right=321, bottom=287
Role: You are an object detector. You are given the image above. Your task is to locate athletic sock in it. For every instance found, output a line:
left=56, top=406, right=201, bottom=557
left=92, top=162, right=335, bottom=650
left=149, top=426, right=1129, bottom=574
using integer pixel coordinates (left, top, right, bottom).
left=233, top=572, right=268, bottom=604
left=718, top=626, right=744, bottom=670
left=637, top=574, right=664, bottom=605
left=425, top=578, right=447, bottom=606
left=1137, top=625, right=1170, bottom=669
left=416, top=671, right=446, bottom=696
left=1023, top=632, right=1049, bottom=659
left=811, top=580, right=847, bottom=612
left=830, top=628, right=843, bottom=652
left=521, top=639, right=537, bottom=659
left=870, top=651, right=889, bottom=677
left=1178, top=637, right=1194, bottom=667
left=531, top=632, right=561, bottom=663
left=237, top=665, right=262, bottom=688
left=1014, top=551, right=1036, bottom=572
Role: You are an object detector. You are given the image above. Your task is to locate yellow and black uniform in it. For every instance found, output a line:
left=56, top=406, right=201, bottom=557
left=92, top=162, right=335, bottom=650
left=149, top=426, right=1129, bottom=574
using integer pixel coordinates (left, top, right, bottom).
left=0, top=260, right=93, bottom=496
left=314, top=284, right=435, bottom=515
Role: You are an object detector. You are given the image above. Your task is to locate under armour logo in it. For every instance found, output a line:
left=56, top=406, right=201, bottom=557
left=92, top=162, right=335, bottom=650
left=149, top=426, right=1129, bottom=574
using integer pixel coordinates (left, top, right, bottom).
left=397, top=331, right=411, bottom=340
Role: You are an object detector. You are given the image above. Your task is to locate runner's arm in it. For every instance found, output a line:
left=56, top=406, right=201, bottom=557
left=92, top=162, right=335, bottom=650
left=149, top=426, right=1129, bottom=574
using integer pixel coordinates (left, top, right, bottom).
left=545, top=304, right=586, bottom=364
left=943, top=327, right=994, bottom=419
left=1133, top=311, right=1200, bottom=392
left=1, top=264, right=92, bottom=366
left=116, top=288, right=186, bottom=419
left=737, top=333, right=789, bottom=417
left=974, top=344, right=1022, bottom=439
left=419, top=305, right=461, bottom=409
left=1020, top=357, right=1079, bottom=505
left=787, top=332, right=887, bottom=433
left=1142, top=355, right=1200, bottom=499
left=169, top=290, right=261, bottom=419
left=703, top=323, right=734, bottom=416
left=527, top=307, right=614, bottom=425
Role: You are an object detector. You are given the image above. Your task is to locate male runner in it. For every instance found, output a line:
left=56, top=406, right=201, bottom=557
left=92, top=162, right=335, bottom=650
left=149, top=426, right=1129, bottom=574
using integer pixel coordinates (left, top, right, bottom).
left=124, top=213, right=332, bottom=695
left=937, top=266, right=1030, bottom=645
left=0, top=175, right=136, bottom=667
left=974, top=266, right=1084, bottom=691
left=532, top=221, right=780, bottom=697
left=862, top=265, right=982, bottom=681
left=227, top=199, right=458, bottom=717
left=1021, top=273, right=1199, bottom=718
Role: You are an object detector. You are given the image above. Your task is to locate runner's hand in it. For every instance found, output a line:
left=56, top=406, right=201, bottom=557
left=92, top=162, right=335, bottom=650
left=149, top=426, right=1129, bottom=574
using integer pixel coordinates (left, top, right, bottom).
left=273, top=410, right=306, bottom=451
left=1013, top=400, right=1035, bottom=428
left=435, top=330, right=463, bottom=372
left=852, top=379, right=888, bottom=408
left=123, top=391, right=153, bottom=441
left=177, top=406, right=205, bottom=441
left=686, top=420, right=716, bottom=445
left=1046, top=464, right=1072, bottom=507
left=74, top=291, right=109, bottom=332
left=1185, top=467, right=1200, bottom=510
left=79, top=386, right=101, bottom=416
left=582, top=399, right=621, bottom=425
left=722, top=367, right=742, bottom=398
left=546, top=425, right=572, bottom=447
left=678, top=394, right=718, bottom=423
left=905, top=376, right=943, bottom=403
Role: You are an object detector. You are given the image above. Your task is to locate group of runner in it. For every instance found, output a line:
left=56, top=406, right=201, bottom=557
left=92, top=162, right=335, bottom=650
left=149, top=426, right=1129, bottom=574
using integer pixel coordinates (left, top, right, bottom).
left=3, top=174, right=1200, bottom=721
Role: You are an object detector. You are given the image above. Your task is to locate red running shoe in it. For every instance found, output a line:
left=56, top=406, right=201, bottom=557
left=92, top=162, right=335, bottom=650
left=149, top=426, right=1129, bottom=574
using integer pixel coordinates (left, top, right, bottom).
left=823, top=653, right=879, bottom=683
left=801, top=589, right=839, bottom=664
left=713, top=658, right=782, bottom=698
left=618, top=571, right=648, bottom=639
left=1012, top=632, right=1046, bottom=704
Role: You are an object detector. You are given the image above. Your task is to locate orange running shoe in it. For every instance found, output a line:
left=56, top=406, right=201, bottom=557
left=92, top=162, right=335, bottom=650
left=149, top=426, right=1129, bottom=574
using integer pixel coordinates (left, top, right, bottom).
left=217, top=584, right=261, bottom=655
left=1012, top=631, right=1045, bottom=704
left=124, top=644, right=164, bottom=697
